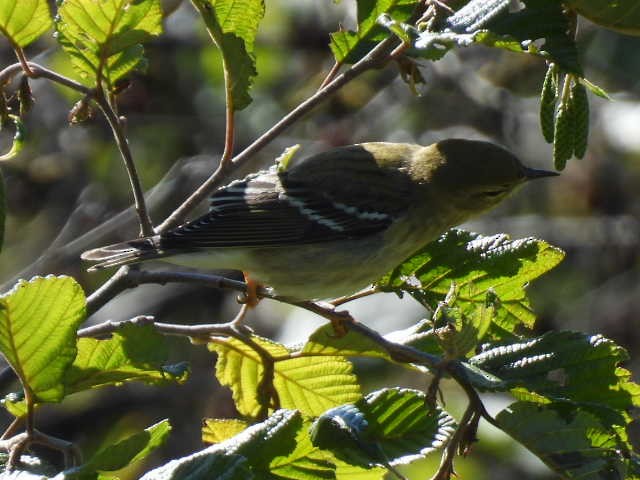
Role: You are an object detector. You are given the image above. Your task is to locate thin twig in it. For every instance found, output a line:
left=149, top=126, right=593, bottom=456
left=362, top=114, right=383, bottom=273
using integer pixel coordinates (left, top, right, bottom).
left=78, top=315, right=240, bottom=339
left=1, top=429, right=81, bottom=470
left=319, top=61, right=341, bottom=90
left=93, top=90, right=155, bottom=236
left=330, top=286, right=378, bottom=307
left=85, top=266, right=134, bottom=316
left=0, top=62, right=92, bottom=96
left=430, top=404, right=475, bottom=480
left=1, top=418, right=22, bottom=441
left=85, top=268, right=249, bottom=315
left=448, top=361, right=500, bottom=429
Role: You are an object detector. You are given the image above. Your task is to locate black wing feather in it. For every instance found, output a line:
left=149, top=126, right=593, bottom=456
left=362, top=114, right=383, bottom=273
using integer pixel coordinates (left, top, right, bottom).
left=160, top=167, right=397, bottom=250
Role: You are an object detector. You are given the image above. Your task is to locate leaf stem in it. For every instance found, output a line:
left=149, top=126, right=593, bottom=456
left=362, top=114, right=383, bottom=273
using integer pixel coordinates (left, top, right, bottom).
left=330, top=286, right=378, bottom=307
left=93, top=89, right=155, bottom=237
left=318, top=61, right=341, bottom=90
left=11, top=45, right=34, bottom=77
left=221, top=59, right=236, bottom=169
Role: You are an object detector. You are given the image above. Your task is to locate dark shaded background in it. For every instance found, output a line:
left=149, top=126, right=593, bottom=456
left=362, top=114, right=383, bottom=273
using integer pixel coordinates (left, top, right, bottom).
left=0, top=1, right=639, bottom=478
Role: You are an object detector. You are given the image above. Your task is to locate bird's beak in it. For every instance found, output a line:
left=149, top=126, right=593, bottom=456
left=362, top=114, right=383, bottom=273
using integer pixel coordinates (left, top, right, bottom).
left=523, top=167, right=560, bottom=180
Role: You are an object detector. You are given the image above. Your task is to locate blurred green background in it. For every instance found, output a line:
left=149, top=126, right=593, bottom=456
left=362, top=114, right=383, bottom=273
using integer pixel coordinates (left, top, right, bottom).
left=0, top=1, right=639, bottom=478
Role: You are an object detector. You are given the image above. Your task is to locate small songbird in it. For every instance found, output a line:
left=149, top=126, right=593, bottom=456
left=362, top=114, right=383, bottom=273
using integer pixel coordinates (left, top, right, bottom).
left=81, top=139, right=557, bottom=300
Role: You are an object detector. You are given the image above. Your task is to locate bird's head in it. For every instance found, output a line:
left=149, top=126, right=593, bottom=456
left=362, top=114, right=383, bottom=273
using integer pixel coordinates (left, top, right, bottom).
left=413, top=138, right=558, bottom=214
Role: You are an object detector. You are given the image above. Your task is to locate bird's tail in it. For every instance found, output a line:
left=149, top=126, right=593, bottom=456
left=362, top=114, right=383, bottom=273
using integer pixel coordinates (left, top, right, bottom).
left=81, top=236, right=162, bottom=271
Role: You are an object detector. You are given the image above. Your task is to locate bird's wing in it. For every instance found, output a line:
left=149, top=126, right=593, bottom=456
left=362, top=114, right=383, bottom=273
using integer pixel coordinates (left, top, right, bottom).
left=161, top=151, right=413, bottom=249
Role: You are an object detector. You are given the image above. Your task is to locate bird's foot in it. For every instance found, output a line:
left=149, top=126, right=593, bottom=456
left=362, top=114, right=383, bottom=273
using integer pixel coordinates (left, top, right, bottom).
left=238, top=273, right=261, bottom=308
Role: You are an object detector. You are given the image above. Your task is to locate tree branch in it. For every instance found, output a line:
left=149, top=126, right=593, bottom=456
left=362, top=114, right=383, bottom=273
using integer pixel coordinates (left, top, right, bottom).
left=0, top=62, right=92, bottom=96
left=93, top=90, right=155, bottom=237
left=85, top=268, right=249, bottom=316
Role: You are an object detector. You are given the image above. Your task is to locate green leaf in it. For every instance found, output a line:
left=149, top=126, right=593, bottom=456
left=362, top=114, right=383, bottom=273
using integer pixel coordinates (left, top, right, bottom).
left=0, top=276, right=86, bottom=403
left=56, top=0, right=162, bottom=87
left=0, top=114, right=26, bottom=161
left=478, top=0, right=582, bottom=74
left=191, top=0, right=264, bottom=111
left=202, top=418, right=249, bottom=444
left=430, top=292, right=497, bottom=359
left=437, top=0, right=581, bottom=73
left=0, top=0, right=52, bottom=47
left=66, top=420, right=171, bottom=478
left=311, top=388, right=455, bottom=468
left=377, top=229, right=564, bottom=339
left=210, top=335, right=284, bottom=417
left=210, top=335, right=361, bottom=417
left=497, top=402, right=633, bottom=479
left=276, top=144, right=301, bottom=173
left=65, top=323, right=189, bottom=394
left=310, top=404, right=372, bottom=468
left=580, top=77, right=611, bottom=100
left=469, top=331, right=640, bottom=425
left=141, top=453, right=252, bottom=480
left=444, top=0, right=511, bottom=32
left=334, top=463, right=387, bottom=479
left=274, top=354, right=361, bottom=417
left=140, top=410, right=300, bottom=480
left=330, top=0, right=418, bottom=64
left=302, top=324, right=392, bottom=361
left=269, top=419, right=337, bottom=480
left=356, top=388, right=455, bottom=464
left=565, top=0, right=640, bottom=36
left=1, top=391, right=27, bottom=418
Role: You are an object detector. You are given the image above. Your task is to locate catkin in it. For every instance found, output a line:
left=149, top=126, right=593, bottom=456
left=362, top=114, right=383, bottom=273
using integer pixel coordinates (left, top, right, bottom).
left=571, top=82, right=589, bottom=159
left=540, top=64, right=558, bottom=144
left=553, top=82, right=575, bottom=171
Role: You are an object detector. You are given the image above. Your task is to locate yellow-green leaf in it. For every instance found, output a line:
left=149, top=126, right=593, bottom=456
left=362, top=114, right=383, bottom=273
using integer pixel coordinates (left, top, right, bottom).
left=191, top=0, right=264, bottom=111
left=330, top=0, right=417, bottom=64
left=0, top=0, right=52, bottom=47
left=68, top=419, right=171, bottom=476
left=66, top=323, right=188, bottom=394
left=0, top=114, right=26, bottom=162
left=0, top=276, right=86, bottom=403
left=210, top=335, right=361, bottom=417
left=56, top=0, right=162, bottom=87
left=203, top=418, right=249, bottom=444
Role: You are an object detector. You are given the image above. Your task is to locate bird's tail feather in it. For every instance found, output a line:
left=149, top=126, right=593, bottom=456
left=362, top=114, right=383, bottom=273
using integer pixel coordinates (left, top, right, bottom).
left=81, top=236, right=161, bottom=271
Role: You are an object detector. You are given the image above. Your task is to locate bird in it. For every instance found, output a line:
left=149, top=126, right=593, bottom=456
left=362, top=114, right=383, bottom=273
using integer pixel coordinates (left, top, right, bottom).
left=81, top=139, right=558, bottom=301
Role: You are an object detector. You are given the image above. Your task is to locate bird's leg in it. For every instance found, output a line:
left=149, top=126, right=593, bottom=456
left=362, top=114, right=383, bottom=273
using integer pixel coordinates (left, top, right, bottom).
left=238, top=272, right=261, bottom=308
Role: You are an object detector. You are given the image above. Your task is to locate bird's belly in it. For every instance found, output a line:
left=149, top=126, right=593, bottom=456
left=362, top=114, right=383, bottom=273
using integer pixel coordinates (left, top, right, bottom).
left=244, top=227, right=430, bottom=300
left=166, top=219, right=449, bottom=300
